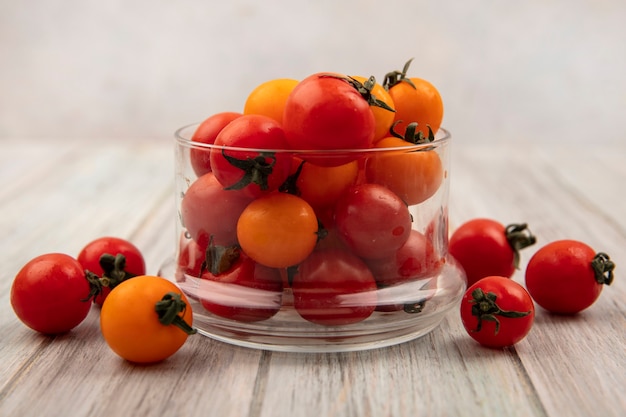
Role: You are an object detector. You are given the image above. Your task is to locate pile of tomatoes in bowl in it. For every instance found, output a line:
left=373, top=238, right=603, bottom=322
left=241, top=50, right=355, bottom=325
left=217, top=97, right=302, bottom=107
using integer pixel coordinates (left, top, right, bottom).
left=165, top=60, right=466, bottom=350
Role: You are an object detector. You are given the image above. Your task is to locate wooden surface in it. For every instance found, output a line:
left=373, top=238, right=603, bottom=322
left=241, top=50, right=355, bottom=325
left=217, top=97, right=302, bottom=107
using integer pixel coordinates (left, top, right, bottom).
left=0, top=139, right=624, bottom=417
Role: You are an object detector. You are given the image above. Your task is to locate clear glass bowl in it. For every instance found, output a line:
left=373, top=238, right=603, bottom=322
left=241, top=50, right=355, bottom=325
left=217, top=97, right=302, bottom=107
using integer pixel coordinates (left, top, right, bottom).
left=159, top=123, right=466, bottom=352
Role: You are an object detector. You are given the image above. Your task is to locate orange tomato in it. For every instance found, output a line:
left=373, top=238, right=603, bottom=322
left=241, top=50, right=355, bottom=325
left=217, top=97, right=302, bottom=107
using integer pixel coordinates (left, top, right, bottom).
left=350, top=75, right=396, bottom=142
left=365, top=136, right=443, bottom=206
left=243, top=78, right=299, bottom=124
left=388, top=78, right=443, bottom=137
left=294, top=158, right=359, bottom=208
left=236, top=192, right=319, bottom=268
left=100, top=275, right=195, bottom=364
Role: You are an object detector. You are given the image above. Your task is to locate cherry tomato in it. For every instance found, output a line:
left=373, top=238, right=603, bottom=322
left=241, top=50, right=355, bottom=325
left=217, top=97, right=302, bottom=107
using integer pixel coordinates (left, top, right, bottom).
left=176, top=233, right=206, bottom=281
left=11, top=253, right=91, bottom=334
left=291, top=248, right=378, bottom=325
left=210, top=114, right=292, bottom=198
left=236, top=192, right=319, bottom=268
left=77, top=236, right=146, bottom=305
left=243, top=78, right=299, bottom=124
left=365, top=229, right=442, bottom=287
left=350, top=75, right=396, bottom=142
left=365, top=136, right=443, bottom=206
left=198, top=243, right=283, bottom=322
left=180, top=172, right=253, bottom=247
left=460, top=276, right=535, bottom=348
left=292, top=158, right=359, bottom=209
left=100, top=275, right=196, bottom=363
left=282, top=73, right=376, bottom=156
left=334, top=183, right=412, bottom=260
left=384, top=58, right=444, bottom=137
left=189, top=112, right=243, bottom=177
left=449, top=219, right=536, bottom=286
left=525, top=240, right=615, bottom=314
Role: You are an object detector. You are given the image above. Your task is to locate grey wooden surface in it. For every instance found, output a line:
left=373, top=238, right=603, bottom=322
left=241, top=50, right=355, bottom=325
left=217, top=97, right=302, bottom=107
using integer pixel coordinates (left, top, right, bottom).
left=0, top=139, right=624, bottom=417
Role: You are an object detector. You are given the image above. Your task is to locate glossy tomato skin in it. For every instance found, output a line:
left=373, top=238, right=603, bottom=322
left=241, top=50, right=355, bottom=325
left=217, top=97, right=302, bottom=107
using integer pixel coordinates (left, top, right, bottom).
left=181, top=172, right=253, bottom=248
left=189, top=112, right=243, bottom=177
left=282, top=73, right=376, bottom=153
left=100, top=275, right=194, bottom=363
left=460, top=276, right=535, bottom=348
left=210, top=114, right=292, bottom=198
left=334, top=183, right=412, bottom=260
left=292, top=249, right=378, bottom=326
left=365, top=229, right=442, bottom=287
left=11, top=253, right=91, bottom=334
left=449, top=219, right=516, bottom=286
left=525, top=240, right=611, bottom=314
left=199, top=251, right=283, bottom=322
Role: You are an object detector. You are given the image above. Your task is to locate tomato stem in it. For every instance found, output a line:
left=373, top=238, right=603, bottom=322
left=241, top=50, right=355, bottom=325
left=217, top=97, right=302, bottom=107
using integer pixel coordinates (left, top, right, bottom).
left=591, top=252, right=615, bottom=285
left=278, top=159, right=305, bottom=195
left=468, top=288, right=531, bottom=334
left=203, top=236, right=240, bottom=275
left=221, top=150, right=277, bottom=191
left=382, top=58, right=417, bottom=91
left=319, top=73, right=395, bottom=112
left=390, top=121, right=435, bottom=145
left=154, top=292, right=197, bottom=335
left=505, top=223, right=536, bottom=269
left=82, top=253, right=137, bottom=303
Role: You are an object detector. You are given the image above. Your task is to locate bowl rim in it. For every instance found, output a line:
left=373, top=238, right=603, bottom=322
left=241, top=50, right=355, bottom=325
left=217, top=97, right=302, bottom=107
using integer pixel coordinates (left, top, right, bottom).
left=174, top=122, right=451, bottom=154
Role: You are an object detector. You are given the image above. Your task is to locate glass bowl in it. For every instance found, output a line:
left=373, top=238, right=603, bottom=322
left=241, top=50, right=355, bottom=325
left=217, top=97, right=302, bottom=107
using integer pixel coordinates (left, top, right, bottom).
left=158, top=123, right=466, bottom=352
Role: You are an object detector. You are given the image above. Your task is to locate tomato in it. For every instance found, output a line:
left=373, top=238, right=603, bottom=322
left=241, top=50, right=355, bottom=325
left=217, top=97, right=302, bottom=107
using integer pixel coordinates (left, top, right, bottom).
left=11, top=253, right=91, bottom=335
left=189, top=112, right=243, bottom=177
left=291, top=248, right=378, bottom=325
left=176, top=233, right=206, bottom=281
left=77, top=236, right=146, bottom=305
left=383, top=58, right=444, bottom=137
left=236, top=192, right=319, bottom=268
left=525, top=240, right=615, bottom=314
left=334, top=183, right=412, bottom=260
left=243, top=78, right=299, bottom=124
left=282, top=73, right=376, bottom=157
left=448, top=219, right=536, bottom=286
left=365, top=136, right=443, bottom=206
left=292, top=158, right=359, bottom=209
left=365, top=229, right=442, bottom=287
left=460, top=276, right=535, bottom=348
left=180, top=172, right=253, bottom=247
left=210, top=114, right=292, bottom=198
left=198, top=243, right=283, bottom=322
left=100, top=275, right=196, bottom=363
left=350, top=75, right=396, bottom=142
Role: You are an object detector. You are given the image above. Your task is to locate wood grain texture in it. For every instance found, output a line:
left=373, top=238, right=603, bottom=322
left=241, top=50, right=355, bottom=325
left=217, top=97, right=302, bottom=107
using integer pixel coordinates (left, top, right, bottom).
left=0, top=139, right=624, bottom=417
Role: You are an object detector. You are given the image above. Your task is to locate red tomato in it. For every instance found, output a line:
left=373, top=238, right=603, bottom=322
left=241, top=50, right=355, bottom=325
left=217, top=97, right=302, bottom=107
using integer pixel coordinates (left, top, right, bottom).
left=365, top=229, right=442, bottom=287
left=77, top=236, right=146, bottom=305
left=282, top=73, right=376, bottom=157
left=334, top=183, right=412, bottom=260
left=176, top=233, right=206, bottom=282
left=460, top=276, right=535, bottom=348
left=180, top=172, right=253, bottom=247
left=525, top=240, right=615, bottom=314
left=291, top=249, right=378, bottom=325
left=11, top=253, right=91, bottom=334
left=448, top=219, right=536, bottom=286
left=209, top=114, right=292, bottom=198
left=189, top=112, right=243, bottom=177
left=198, top=243, right=283, bottom=322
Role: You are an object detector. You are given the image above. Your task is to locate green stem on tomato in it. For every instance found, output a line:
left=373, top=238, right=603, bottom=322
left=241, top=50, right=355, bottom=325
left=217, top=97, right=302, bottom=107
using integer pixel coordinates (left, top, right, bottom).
left=591, top=252, right=615, bottom=285
left=505, top=223, right=537, bottom=269
left=468, top=288, right=531, bottom=335
left=154, top=292, right=197, bottom=335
